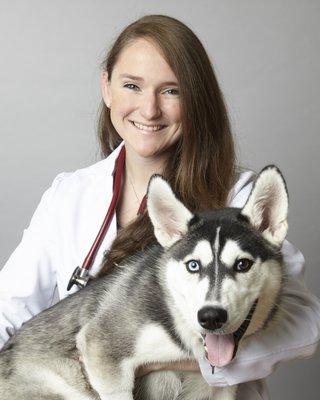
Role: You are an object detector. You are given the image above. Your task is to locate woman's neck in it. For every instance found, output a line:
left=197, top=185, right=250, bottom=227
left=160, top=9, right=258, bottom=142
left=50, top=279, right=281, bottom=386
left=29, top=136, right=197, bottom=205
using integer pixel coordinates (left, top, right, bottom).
left=124, top=147, right=167, bottom=197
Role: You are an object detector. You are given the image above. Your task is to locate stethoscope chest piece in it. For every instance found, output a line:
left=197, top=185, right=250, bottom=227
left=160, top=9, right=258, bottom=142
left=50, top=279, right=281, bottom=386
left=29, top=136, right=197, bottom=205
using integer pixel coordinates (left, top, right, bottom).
left=67, top=266, right=90, bottom=291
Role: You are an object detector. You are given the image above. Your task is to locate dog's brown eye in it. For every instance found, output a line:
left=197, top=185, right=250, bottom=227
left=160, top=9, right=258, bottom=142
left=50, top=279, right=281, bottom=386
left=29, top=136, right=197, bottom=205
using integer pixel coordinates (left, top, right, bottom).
left=234, top=258, right=254, bottom=272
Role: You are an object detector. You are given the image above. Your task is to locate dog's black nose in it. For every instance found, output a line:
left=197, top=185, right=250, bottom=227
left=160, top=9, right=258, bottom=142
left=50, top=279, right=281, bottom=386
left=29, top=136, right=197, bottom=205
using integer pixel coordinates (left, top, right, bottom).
left=197, top=306, right=228, bottom=330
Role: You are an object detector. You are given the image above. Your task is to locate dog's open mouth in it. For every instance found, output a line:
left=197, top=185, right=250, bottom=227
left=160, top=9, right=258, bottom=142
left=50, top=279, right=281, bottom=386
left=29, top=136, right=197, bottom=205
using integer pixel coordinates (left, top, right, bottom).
left=202, top=299, right=258, bottom=367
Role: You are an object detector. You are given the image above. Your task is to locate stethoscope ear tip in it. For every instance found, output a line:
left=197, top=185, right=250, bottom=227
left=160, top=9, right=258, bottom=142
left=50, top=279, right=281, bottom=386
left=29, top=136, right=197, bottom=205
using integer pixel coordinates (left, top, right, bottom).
left=67, top=266, right=90, bottom=291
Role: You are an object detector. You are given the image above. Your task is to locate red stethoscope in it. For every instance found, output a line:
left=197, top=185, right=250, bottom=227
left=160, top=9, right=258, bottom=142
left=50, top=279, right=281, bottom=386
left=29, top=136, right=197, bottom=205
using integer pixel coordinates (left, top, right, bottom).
left=67, top=146, right=147, bottom=291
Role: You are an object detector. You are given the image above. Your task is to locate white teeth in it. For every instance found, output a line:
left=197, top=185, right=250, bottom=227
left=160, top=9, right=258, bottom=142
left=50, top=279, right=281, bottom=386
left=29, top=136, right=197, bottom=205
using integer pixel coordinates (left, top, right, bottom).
left=132, top=121, right=164, bottom=132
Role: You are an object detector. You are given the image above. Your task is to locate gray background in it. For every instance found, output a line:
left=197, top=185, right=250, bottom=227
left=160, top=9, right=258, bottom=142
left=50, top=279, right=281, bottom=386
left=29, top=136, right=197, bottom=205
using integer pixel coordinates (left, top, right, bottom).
left=0, top=0, right=319, bottom=398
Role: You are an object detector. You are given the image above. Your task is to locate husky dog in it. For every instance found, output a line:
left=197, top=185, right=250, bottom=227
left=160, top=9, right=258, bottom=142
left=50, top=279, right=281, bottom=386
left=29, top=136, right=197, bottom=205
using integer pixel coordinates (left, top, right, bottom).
left=0, top=165, right=289, bottom=400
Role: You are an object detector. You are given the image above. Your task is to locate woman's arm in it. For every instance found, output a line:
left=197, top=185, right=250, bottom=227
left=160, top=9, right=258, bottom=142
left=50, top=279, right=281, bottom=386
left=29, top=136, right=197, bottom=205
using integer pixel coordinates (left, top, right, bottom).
left=135, top=360, right=200, bottom=378
left=0, top=174, right=67, bottom=349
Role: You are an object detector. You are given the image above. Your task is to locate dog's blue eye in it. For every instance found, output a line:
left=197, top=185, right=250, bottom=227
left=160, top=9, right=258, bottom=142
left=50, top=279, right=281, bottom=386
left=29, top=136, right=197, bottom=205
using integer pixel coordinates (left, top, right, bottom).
left=234, top=258, right=254, bottom=272
left=186, top=260, right=200, bottom=273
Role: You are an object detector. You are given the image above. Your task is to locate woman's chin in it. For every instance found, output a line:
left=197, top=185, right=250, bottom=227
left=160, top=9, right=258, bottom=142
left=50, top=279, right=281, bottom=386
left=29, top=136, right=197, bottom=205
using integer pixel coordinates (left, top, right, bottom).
left=124, top=141, right=162, bottom=159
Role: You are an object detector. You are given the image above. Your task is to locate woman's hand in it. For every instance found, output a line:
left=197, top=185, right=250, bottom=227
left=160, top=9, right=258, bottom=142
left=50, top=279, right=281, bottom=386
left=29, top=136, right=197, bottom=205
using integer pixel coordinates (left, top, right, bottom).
left=135, top=360, right=200, bottom=378
left=79, top=352, right=199, bottom=379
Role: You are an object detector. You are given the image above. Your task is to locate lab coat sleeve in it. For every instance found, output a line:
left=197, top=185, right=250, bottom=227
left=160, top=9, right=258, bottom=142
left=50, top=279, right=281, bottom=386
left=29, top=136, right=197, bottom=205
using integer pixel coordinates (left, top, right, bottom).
left=0, top=173, right=69, bottom=349
left=199, top=170, right=320, bottom=386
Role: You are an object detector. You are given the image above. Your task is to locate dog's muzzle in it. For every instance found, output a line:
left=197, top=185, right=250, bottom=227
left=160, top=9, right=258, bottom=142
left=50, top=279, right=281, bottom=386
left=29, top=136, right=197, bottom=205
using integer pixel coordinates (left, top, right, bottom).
left=201, top=299, right=259, bottom=369
left=232, top=298, right=259, bottom=358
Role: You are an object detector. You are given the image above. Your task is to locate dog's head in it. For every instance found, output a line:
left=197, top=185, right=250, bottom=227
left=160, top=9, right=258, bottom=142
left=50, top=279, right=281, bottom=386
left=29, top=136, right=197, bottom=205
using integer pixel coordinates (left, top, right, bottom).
left=147, top=166, right=288, bottom=366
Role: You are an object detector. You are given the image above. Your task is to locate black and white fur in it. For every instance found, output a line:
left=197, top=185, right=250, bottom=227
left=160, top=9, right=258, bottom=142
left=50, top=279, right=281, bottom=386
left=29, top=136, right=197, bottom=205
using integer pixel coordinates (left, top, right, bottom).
left=0, top=165, right=289, bottom=400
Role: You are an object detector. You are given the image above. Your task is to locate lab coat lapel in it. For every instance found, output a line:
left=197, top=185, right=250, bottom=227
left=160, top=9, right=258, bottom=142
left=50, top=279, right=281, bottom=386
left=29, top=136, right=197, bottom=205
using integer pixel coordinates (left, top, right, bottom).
left=89, top=142, right=124, bottom=276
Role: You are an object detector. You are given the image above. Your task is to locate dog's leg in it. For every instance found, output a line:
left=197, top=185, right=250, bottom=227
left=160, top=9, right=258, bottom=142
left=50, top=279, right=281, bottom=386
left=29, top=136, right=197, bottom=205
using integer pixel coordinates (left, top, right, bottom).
left=76, top=325, right=135, bottom=400
left=82, top=359, right=135, bottom=400
left=81, top=355, right=135, bottom=400
left=134, top=371, right=182, bottom=400
left=174, top=373, right=237, bottom=400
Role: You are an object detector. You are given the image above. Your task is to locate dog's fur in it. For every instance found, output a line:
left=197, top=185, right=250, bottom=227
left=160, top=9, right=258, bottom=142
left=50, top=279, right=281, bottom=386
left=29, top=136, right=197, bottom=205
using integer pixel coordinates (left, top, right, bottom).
left=0, top=165, right=288, bottom=400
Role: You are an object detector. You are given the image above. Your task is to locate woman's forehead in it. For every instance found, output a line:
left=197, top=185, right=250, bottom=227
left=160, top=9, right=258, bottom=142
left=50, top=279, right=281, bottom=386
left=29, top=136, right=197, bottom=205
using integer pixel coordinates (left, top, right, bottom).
left=112, top=38, right=178, bottom=83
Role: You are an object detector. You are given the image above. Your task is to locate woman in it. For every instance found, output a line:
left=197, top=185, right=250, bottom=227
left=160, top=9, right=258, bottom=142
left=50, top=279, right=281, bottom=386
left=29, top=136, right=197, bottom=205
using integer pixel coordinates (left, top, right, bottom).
left=0, top=14, right=319, bottom=399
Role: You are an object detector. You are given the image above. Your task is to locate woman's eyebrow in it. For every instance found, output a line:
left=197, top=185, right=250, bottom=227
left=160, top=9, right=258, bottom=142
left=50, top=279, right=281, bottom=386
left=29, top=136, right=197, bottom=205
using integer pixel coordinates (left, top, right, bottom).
left=119, top=73, right=178, bottom=86
left=119, top=73, right=144, bottom=81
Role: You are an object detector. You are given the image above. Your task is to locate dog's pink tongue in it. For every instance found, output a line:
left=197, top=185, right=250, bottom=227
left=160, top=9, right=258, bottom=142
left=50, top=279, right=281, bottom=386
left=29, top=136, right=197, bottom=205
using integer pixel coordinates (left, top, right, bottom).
left=205, top=333, right=235, bottom=367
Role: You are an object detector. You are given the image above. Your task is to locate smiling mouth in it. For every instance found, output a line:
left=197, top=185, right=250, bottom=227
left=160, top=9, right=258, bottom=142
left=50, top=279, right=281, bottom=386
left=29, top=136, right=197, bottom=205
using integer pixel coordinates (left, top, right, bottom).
left=130, top=120, right=167, bottom=132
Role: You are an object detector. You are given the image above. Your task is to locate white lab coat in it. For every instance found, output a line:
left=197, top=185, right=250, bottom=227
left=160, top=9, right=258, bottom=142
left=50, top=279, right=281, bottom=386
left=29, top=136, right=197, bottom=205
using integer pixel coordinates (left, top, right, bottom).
left=0, top=142, right=319, bottom=399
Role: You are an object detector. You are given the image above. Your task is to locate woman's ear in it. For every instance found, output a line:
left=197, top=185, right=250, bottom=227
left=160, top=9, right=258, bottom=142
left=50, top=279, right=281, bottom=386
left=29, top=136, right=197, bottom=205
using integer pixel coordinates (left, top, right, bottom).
left=101, top=71, right=112, bottom=108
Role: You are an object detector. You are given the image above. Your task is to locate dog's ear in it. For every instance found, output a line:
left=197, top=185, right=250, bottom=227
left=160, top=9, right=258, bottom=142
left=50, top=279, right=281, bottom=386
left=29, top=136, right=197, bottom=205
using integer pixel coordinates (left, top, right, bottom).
left=240, top=166, right=289, bottom=247
left=147, top=174, right=194, bottom=248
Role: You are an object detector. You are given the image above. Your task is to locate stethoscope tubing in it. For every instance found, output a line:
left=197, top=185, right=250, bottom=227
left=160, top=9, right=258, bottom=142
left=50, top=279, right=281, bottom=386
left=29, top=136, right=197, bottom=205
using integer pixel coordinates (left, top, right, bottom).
left=67, top=146, right=146, bottom=290
left=82, top=146, right=126, bottom=271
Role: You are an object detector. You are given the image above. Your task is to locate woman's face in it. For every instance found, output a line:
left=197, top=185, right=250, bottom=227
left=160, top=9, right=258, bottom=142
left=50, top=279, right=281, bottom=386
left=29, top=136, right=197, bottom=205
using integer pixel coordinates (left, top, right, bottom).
left=101, top=38, right=182, bottom=160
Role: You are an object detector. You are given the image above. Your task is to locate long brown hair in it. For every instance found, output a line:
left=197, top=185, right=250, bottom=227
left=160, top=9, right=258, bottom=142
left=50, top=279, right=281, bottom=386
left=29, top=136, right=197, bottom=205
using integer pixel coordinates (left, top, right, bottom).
left=97, top=14, right=236, bottom=277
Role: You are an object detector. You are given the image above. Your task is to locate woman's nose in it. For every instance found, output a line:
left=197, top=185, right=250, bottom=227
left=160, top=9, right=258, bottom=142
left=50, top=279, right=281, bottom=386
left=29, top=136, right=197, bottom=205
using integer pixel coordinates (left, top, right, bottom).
left=139, top=91, right=162, bottom=120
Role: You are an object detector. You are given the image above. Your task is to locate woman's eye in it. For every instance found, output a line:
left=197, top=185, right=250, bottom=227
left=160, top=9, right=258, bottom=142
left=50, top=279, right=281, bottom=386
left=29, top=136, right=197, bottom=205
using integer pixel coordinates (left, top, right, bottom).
left=233, top=258, right=254, bottom=273
left=186, top=260, right=201, bottom=273
left=124, top=83, right=139, bottom=91
left=164, top=88, right=179, bottom=95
